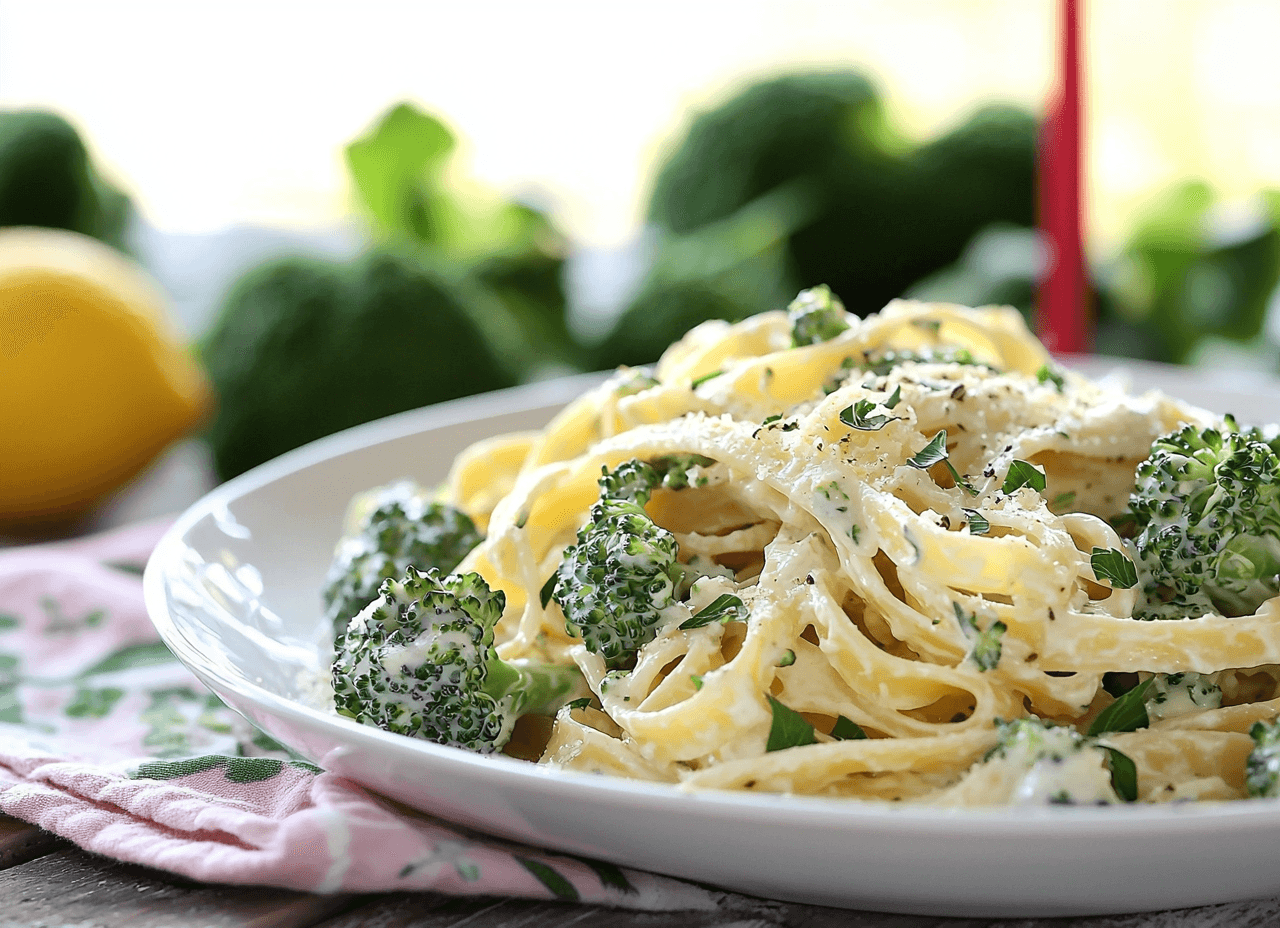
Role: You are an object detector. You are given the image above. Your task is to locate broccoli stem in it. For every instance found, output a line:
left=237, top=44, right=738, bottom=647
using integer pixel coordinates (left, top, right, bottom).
left=1130, top=419, right=1280, bottom=619
left=1212, top=533, right=1280, bottom=616
left=333, top=566, right=583, bottom=752
left=553, top=459, right=690, bottom=671
left=483, top=657, right=584, bottom=717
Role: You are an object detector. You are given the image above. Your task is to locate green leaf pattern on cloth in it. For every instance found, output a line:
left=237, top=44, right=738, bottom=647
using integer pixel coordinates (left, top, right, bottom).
left=76, top=641, right=180, bottom=678
left=568, top=855, right=638, bottom=895
left=64, top=686, right=125, bottom=719
left=0, top=608, right=272, bottom=761
left=40, top=596, right=106, bottom=635
left=517, top=857, right=581, bottom=901
left=398, top=840, right=482, bottom=882
left=140, top=687, right=235, bottom=756
left=0, top=522, right=722, bottom=909
left=0, top=652, right=22, bottom=724
left=134, top=755, right=320, bottom=783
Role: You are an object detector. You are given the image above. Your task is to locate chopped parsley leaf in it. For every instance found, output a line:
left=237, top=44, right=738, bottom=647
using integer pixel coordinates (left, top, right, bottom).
left=540, top=573, right=557, bottom=609
left=1036, top=364, right=1067, bottom=392
left=765, top=695, right=818, bottom=751
left=1105, top=747, right=1139, bottom=802
left=908, top=431, right=949, bottom=469
left=830, top=715, right=868, bottom=740
left=908, top=430, right=978, bottom=496
left=1051, top=491, right=1077, bottom=510
left=1088, top=677, right=1153, bottom=736
left=1002, top=460, right=1047, bottom=493
left=1091, top=547, right=1138, bottom=589
left=679, top=594, right=748, bottom=630
left=840, top=398, right=900, bottom=431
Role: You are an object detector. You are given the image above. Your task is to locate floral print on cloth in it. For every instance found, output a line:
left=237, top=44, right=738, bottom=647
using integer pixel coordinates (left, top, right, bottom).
left=0, top=519, right=715, bottom=909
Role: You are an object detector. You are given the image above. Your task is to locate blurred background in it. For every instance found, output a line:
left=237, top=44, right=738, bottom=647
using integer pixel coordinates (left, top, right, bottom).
left=3, top=0, right=1280, bottom=530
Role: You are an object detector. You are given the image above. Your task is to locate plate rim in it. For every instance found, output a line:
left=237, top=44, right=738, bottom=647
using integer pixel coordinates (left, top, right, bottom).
left=143, top=363, right=1280, bottom=837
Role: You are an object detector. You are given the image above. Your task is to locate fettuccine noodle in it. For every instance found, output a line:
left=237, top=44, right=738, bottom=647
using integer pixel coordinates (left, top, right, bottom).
left=408, top=299, right=1279, bottom=804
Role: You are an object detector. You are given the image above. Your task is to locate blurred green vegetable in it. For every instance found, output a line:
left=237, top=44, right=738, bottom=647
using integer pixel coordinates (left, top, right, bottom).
left=347, top=103, right=579, bottom=375
left=1108, top=182, right=1280, bottom=365
left=912, top=185, right=1280, bottom=365
left=0, top=110, right=132, bottom=251
left=594, top=181, right=814, bottom=369
left=642, top=72, right=1037, bottom=322
left=201, top=248, right=514, bottom=480
left=904, top=223, right=1040, bottom=319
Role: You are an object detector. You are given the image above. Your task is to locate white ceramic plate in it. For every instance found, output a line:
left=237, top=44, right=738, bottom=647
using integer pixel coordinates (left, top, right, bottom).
left=145, top=363, right=1280, bottom=918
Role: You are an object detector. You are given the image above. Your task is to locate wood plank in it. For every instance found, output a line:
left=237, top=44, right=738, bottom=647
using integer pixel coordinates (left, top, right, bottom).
left=0, top=814, right=64, bottom=871
left=0, top=848, right=355, bottom=928
left=317, top=888, right=1280, bottom=928
left=314, top=891, right=945, bottom=928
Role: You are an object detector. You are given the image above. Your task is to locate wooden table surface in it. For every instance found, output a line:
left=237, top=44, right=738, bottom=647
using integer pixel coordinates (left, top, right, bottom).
left=5, top=809, right=1280, bottom=928
left=5, top=445, right=1280, bottom=927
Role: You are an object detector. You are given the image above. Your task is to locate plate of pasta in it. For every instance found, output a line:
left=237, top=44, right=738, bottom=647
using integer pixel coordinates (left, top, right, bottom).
left=146, top=293, right=1280, bottom=916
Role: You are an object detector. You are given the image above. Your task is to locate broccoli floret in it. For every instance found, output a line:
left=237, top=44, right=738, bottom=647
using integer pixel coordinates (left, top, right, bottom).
left=789, top=285, right=849, bottom=347
left=646, top=71, right=1036, bottom=319
left=1129, top=418, right=1280, bottom=620
left=202, top=249, right=516, bottom=480
left=333, top=566, right=582, bottom=752
left=597, top=459, right=664, bottom=504
left=591, top=185, right=813, bottom=371
left=0, top=110, right=133, bottom=251
left=903, top=224, right=1041, bottom=323
left=1247, top=718, right=1280, bottom=798
left=651, top=453, right=715, bottom=491
left=322, top=481, right=483, bottom=637
left=983, top=718, right=1127, bottom=805
left=1144, top=672, right=1222, bottom=722
left=551, top=459, right=697, bottom=671
left=347, top=103, right=581, bottom=376
left=988, top=717, right=1087, bottom=763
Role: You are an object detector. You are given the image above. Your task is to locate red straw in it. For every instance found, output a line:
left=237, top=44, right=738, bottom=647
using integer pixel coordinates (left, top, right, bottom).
left=1036, top=0, right=1089, bottom=354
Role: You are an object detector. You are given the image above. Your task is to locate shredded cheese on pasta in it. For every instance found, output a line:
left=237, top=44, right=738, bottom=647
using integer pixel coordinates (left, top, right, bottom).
left=416, top=299, right=1280, bottom=803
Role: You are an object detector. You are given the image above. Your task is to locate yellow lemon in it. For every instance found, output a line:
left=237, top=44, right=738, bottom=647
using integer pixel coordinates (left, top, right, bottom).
left=0, top=226, right=213, bottom=527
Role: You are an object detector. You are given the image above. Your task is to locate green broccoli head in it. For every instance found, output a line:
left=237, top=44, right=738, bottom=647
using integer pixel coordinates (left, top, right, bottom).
left=1247, top=718, right=1280, bottom=798
left=988, top=717, right=1086, bottom=762
left=552, top=459, right=691, bottom=671
left=593, top=277, right=752, bottom=371
left=983, top=717, right=1129, bottom=805
left=789, top=285, right=849, bottom=347
left=1129, top=418, right=1280, bottom=619
left=0, top=110, right=132, bottom=250
left=323, top=481, right=483, bottom=636
left=1144, top=672, right=1222, bottom=722
left=333, top=566, right=581, bottom=752
left=597, top=459, right=665, bottom=504
left=202, top=249, right=516, bottom=480
left=594, top=183, right=816, bottom=371
left=645, top=72, right=1036, bottom=319
left=647, top=72, right=884, bottom=237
